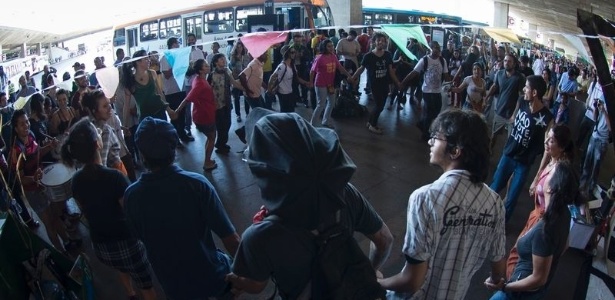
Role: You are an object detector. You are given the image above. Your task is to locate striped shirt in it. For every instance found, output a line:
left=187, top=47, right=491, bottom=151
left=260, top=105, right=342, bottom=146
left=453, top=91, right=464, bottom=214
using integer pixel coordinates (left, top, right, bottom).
left=389, top=169, right=506, bottom=300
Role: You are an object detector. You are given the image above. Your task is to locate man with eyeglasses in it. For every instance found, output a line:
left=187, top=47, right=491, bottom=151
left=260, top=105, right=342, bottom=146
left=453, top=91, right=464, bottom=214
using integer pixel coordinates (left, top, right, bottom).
left=380, top=109, right=506, bottom=300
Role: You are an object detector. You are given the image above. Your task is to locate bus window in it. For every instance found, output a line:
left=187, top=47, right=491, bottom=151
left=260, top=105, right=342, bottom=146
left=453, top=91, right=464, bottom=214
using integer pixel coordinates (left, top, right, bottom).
left=113, top=28, right=126, bottom=46
left=373, top=13, right=393, bottom=25
left=185, top=16, right=203, bottom=40
left=140, top=20, right=159, bottom=42
left=235, top=5, right=263, bottom=32
left=363, top=14, right=373, bottom=25
left=203, top=8, right=233, bottom=34
left=160, top=16, right=182, bottom=40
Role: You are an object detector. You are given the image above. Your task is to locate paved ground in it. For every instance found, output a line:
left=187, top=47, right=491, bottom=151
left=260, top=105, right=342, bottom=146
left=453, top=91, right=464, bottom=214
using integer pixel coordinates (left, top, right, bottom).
left=26, top=72, right=615, bottom=299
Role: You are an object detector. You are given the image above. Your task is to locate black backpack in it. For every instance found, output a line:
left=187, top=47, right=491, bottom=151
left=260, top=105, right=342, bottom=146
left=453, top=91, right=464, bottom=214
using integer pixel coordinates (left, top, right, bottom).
left=266, top=213, right=386, bottom=300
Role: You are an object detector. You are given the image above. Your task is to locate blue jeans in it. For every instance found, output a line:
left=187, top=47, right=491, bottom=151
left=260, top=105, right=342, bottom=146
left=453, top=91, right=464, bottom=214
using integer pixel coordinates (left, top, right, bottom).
left=580, top=136, right=608, bottom=194
left=490, top=290, right=545, bottom=300
left=311, top=87, right=336, bottom=126
left=490, top=155, right=530, bottom=221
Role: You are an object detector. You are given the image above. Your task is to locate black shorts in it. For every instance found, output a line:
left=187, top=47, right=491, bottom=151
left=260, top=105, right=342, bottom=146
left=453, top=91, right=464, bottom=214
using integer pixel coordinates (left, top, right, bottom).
left=93, top=239, right=153, bottom=289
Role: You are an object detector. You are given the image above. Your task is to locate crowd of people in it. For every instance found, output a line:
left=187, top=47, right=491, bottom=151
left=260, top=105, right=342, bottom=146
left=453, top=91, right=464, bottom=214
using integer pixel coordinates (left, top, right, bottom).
left=0, top=25, right=612, bottom=300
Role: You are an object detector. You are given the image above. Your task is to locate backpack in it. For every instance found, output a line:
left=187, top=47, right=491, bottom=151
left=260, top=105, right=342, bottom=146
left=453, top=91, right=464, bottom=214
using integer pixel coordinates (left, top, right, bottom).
left=422, top=55, right=446, bottom=82
left=267, top=63, right=289, bottom=94
left=265, top=213, right=386, bottom=300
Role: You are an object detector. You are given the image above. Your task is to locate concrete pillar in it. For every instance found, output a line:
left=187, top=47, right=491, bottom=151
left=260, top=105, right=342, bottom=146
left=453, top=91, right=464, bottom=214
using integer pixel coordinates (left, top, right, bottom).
left=493, top=1, right=509, bottom=28
left=20, top=43, right=27, bottom=58
left=36, top=43, right=42, bottom=56
left=527, top=23, right=537, bottom=42
left=328, top=0, right=363, bottom=27
left=47, top=43, right=54, bottom=64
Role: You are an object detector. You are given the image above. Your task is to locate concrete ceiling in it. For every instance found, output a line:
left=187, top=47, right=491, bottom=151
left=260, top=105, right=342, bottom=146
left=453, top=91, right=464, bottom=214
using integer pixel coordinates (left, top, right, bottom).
left=0, top=26, right=111, bottom=51
left=497, top=0, right=615, bottom=57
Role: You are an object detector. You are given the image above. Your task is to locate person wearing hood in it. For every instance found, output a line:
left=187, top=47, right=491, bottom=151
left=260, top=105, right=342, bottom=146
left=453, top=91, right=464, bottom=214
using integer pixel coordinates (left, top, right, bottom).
left=226, top=108, right=394, bottom=298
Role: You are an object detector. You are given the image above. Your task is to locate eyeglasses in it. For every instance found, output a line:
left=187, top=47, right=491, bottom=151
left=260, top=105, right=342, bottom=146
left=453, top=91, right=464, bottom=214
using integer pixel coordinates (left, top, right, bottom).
left=429, top=132, right=447, bottom=143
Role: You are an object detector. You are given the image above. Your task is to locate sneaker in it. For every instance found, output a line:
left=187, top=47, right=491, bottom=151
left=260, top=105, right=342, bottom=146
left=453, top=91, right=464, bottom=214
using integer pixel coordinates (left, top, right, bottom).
left=215, top=148, right=230, bottom=154
left=235, top=127, right=247, bottom=144
left=237, top=116, right=242, bottom=122
left=368, top=125, right=383, bottom=134
left=180, top=135, right=195, bottom=142
left=397, top=104, right=404, bottom=111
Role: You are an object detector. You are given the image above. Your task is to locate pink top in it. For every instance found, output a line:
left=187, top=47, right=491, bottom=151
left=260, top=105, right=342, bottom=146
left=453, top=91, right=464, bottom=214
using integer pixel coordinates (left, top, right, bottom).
left=535, top=164, right=554, bottom=211
left=311, top=54, right=342, bottom=87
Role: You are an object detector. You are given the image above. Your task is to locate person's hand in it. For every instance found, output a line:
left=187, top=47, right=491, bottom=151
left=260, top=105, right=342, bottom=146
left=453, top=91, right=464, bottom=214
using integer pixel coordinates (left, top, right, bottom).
left=34, top=168, right=43, bottom=184
left=484, top=277, right=504, bottom=291
left=225, top=273, right=245, bottom=296
left=121, top=126, right=131, bottom=137
left=168, top=109, right=178, bottom=120
left=529, top=180, right=537, bottom=197
left=375, top=270, right=384, bottom=279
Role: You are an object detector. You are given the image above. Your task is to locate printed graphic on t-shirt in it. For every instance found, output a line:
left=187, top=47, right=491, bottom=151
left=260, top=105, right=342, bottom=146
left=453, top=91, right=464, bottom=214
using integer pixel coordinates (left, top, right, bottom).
left=374, top=59, right=387, bottom=79
left=511, top=110, right=548, bottom=147
left=326, top=62, right=335, bottom=73
left=441, top=205, right=497, bottom=235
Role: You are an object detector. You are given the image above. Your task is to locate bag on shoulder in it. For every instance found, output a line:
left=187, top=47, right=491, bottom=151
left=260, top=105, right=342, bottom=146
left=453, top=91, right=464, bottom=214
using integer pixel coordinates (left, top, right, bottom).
left=422, top=55, right=446, bottom=82
left=311, top=220, right=386, bottom=300
left=264, top=212, right=386, bottom=300
left=268, top=64, right=289, bottom=94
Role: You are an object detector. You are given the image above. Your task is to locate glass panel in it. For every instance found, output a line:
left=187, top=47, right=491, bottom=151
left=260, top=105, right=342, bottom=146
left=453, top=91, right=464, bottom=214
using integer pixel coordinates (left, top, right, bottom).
left=204, top=8, right=233, bottom=34
left=363, top=14, right=373, bottom=25
left=235, top=6, right=263, bottom=32
left=113, top=29, right=126, bottom=46
left=185, top=16, right=203, bottom=39
left=159, top=16, right=182, bottom=40
left=140, top=20, right=159, bottom=42
left=373, top=13, right=393, bottom=25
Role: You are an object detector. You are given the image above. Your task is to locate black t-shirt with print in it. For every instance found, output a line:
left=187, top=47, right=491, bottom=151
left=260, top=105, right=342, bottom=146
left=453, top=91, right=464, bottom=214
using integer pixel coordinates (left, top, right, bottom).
left=361, top=51, right=394, bottom=89
left=503, top=100, right=553, bottom=165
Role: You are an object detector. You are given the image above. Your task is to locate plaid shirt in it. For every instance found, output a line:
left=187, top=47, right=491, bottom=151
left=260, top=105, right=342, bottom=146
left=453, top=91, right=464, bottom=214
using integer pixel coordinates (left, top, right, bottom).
left=94, top=120, right=121, bottom=168
left=390, top=169, right=506, bottom=300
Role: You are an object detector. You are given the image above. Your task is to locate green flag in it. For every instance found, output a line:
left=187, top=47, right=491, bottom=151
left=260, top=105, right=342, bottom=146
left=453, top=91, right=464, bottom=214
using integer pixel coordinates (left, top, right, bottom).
left=380, top=24, right=430, bottom=61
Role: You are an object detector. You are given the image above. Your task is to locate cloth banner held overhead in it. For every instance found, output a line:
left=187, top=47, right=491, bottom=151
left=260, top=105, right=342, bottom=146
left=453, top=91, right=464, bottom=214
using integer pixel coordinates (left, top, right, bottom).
left=482, top=27, right=521, bottom=44
left=95, top=67, right=120, bottom=98
left=240, top=31, right=288, bottom=58
left=380, top=24, right=431, bottom=61
left=163, top=46, right=192, bottom=90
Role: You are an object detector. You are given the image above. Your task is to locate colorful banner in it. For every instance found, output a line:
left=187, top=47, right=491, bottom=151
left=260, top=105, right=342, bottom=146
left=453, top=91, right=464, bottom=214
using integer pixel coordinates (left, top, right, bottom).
left=380, top=24, right=431, bottom=61
left=163, top=46, right=192, bottom=90
left=240, top=31, right=288, bottom=58
left=482, top=27, right=522, bottom=44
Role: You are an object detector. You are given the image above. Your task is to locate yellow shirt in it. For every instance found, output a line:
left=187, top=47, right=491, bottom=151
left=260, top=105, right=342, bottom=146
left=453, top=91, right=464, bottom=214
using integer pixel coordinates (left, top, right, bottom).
left=263, top=49, right=273, bottom=73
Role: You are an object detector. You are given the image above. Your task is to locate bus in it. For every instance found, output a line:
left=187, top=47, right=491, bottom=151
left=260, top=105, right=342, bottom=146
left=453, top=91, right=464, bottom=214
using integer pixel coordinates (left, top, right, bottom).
left=362, top=7, right=463, bottom=46
left=112, top=0, right=331, bottom=58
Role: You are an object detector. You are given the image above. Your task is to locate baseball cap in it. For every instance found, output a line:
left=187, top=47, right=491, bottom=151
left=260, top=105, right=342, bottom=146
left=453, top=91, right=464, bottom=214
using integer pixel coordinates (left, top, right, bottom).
left=135, top=117, right=179, bottom=160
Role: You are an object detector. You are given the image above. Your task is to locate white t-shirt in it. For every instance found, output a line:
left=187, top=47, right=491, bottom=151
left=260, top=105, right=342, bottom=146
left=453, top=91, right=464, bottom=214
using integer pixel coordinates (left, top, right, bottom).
left=462, top=76, right=486, bottom=104
left=159, top=56, right=181, bottom=95
left=274, top=63, right=295, bottom=95
left=336, top=38, right=361, bottom=65
left=414, top=56, right=448, bottom=93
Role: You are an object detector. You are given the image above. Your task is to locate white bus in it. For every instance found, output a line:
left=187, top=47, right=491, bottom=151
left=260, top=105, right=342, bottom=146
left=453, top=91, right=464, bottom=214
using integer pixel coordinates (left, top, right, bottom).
left=112, top=0, right=332, bottom=58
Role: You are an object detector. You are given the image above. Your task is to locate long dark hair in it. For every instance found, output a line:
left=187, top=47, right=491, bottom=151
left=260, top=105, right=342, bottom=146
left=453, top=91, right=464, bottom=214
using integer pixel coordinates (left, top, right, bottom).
left=550, top=124, right=574, bottom=163
left=30, top=93, right=46, bottom=119
left=186, top=58, right=206, bottom=78
left=121, top=49, right=147, bottom=93
left=61, top=118, right=98, bottom=166
left=543, top=162, right=581, bottom=244
left=81, top=90, right=106, bottom=118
